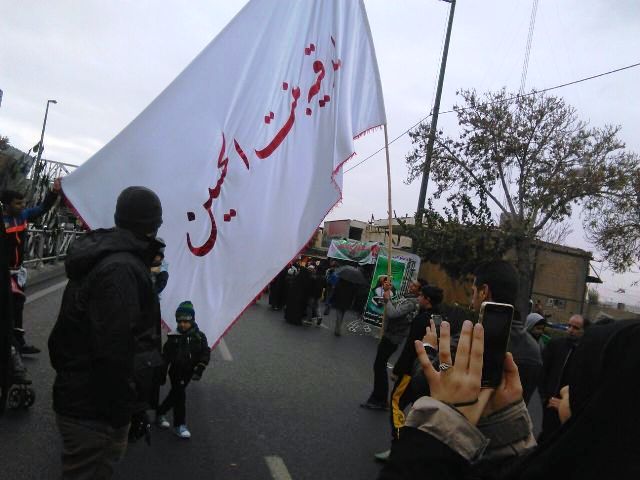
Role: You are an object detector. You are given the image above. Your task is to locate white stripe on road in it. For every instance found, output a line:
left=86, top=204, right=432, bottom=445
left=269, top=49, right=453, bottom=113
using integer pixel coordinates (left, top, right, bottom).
left=25, top=280, right=68, bottom=304
left=265, top=456, right=293, bottom=480
left=217, top=337, right=233, bottom=362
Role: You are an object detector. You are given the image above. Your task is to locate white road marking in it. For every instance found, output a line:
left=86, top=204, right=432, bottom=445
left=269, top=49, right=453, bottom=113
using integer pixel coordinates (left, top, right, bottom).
left=217, top=337, right=233, bottom=361
left=25, top=280, right=68, bottom=304
left=265, top=456, right=293, bottom=480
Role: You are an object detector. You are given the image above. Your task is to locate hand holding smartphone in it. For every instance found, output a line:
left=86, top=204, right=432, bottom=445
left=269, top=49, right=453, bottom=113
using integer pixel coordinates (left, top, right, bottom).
left=478, top=302, right=514, bottom=388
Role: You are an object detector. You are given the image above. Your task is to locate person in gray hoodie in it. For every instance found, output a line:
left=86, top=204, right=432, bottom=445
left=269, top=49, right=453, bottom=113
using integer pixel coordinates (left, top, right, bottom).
left=525, top=312, right=549, bottom=352
left=360, top=278, right=426, bottom=410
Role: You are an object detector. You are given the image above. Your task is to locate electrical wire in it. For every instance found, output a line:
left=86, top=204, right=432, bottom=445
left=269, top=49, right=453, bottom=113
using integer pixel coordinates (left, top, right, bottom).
left=519, top=0, right=539, bottom=94
left=343, top=61, right=640, bottom=174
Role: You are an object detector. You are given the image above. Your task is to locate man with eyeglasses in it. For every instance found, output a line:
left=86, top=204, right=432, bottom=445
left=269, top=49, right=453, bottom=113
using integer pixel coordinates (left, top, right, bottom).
left=538, top=314, right=589, bottom=442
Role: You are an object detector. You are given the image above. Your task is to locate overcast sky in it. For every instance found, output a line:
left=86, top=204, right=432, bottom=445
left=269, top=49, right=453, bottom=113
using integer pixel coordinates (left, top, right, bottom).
left=1, top=0, right=638, bottom=304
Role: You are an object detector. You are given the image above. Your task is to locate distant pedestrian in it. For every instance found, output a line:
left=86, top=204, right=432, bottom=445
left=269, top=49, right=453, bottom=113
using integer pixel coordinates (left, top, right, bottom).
left=322, top=260, right=339, bottom=315
left=284, top=266, right=307, bottom=325
left=305, top=264, right=325, bottom=326
left=269, top=267, right=288, bottom=311
left=331, top=276, right=359, bottom=336
left=156, top=301, right=210, bottom=439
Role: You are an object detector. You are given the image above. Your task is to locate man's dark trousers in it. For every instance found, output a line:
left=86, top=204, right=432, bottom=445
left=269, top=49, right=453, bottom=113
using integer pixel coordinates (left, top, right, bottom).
left=367, top=336, right=398, bottom=405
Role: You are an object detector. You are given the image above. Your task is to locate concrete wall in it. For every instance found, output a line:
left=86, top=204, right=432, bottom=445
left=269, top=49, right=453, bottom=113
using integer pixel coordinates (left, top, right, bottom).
left=530, top=246, right=590, bottom=323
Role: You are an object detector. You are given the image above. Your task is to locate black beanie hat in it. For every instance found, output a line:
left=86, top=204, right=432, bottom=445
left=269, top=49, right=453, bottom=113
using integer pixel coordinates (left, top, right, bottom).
left=114, top=186, right=163, bottom=235
left=421, top=285, right=444, bottom=306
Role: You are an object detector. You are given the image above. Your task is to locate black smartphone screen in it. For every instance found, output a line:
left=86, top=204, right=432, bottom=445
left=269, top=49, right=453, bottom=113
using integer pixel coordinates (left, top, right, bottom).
left=479, top=302, right=514, bottom=388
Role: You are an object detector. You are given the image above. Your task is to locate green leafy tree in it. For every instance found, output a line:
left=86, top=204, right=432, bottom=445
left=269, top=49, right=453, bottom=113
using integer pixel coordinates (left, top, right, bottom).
left=405, top=89, right=637, bottom=316
left=585, top=167, right=640, bottom=272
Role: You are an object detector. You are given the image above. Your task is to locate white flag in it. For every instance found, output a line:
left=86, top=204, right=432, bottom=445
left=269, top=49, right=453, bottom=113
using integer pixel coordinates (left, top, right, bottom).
left=62, top=0, right=386, bottom=345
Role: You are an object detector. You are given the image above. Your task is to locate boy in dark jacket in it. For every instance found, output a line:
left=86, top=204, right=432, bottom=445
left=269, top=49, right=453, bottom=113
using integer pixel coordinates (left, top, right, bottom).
left=156, top=301, right=210, bottom=439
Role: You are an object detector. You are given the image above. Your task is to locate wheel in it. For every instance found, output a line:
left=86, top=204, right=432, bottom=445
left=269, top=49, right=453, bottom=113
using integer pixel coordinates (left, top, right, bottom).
left=7, top=387, right=23, bottom=409
left=23, top=388, right=35, bottom=408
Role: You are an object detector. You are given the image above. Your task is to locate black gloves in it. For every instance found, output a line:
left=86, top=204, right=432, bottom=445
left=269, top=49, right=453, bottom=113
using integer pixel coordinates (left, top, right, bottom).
left=192, top=364, right=205, bottom=381
left=129, top=411, right=151, bottom=445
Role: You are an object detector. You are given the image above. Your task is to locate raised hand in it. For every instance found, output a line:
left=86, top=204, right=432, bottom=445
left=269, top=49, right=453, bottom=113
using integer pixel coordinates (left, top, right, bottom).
left=414, top=320, right=492, bottom=425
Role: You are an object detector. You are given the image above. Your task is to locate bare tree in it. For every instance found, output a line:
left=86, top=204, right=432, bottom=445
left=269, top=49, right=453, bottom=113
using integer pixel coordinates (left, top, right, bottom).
left=406, top=89, right=637, bottom=316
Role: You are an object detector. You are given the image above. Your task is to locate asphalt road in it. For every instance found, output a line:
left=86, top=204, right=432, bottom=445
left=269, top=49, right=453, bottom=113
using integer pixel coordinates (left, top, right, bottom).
left=0, top=278, right=543, bottom=480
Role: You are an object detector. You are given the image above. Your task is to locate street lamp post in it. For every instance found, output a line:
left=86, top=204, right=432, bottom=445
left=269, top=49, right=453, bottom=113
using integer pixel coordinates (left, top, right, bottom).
left=32, top=99, right=57, bottom=196
left=415, top=0, right=456, bottom=232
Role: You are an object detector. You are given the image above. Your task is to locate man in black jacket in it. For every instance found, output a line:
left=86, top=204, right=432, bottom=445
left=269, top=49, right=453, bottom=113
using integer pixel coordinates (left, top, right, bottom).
left=48, top=186, right=164, bottom=479
left=538, top=313, right=588, bottom=442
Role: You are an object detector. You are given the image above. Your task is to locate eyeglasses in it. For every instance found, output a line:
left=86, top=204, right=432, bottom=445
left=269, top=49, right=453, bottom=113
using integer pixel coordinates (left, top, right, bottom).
left=567, top=324, right=582, bottom=331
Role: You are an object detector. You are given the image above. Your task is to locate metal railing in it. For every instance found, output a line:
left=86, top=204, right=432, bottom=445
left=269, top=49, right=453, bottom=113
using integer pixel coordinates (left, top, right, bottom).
left=22, top=225, right=84, bottom=268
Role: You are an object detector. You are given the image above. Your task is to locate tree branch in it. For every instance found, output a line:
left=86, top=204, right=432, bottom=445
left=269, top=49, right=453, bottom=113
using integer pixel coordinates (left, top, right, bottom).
left=437, top=139, right=510, bottom=216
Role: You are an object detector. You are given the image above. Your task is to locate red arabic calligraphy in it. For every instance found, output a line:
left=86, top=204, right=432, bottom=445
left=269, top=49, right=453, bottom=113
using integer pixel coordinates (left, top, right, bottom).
left=186, top=134, right=229, bottom=257
left=255, top=86, right=300, bottom=160
left=187, top=36, right=342, bottom=257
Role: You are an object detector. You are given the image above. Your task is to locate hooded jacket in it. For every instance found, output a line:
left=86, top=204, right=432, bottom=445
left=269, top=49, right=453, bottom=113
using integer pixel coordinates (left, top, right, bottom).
left=48, top=228, right=162, bottom=428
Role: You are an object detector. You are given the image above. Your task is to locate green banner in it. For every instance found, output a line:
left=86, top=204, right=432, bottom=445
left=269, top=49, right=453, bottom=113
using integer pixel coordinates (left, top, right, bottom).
left=363, top=253, right=419, bottom=327
left=327, top=239, right=380, bottom=265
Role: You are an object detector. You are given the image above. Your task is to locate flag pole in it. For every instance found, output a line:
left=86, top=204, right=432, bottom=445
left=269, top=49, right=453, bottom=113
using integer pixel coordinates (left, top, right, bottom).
left=381, top=124, right=393, bottom=338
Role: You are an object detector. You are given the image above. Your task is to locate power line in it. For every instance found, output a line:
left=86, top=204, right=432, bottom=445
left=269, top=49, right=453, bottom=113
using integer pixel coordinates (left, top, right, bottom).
left=520, top=0, right=540, bottom=94
left=344, top=61, right=640, bottom=174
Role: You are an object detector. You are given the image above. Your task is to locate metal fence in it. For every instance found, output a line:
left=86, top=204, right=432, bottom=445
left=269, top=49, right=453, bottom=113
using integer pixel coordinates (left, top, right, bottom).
left=22, top=225, right=84, bottom=268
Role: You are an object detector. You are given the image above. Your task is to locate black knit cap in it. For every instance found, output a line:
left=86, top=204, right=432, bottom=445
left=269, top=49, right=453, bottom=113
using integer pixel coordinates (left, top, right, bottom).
left=114, top=186, right=163, bottom=235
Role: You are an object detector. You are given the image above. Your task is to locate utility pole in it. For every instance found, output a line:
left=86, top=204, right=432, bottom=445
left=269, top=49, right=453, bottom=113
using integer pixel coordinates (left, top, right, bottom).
left=415, top=0, right=456, bottom=235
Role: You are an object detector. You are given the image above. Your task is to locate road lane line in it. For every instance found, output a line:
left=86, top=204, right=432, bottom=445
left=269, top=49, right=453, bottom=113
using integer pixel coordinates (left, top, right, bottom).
left=265, top=456, right=293, bottom=480
left=217, top=337, right=233, bottom=361
left=26, top=280, right=68, bottom=304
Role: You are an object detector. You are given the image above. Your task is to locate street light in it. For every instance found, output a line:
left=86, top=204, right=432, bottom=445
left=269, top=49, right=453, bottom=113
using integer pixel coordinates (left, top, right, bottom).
left=32, top=99, right=57, bottom=192
left=415, top=0, right=456, bottom=236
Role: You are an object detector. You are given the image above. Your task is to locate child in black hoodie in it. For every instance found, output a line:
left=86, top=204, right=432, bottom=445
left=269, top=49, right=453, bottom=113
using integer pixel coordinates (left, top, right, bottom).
left=156, top=301, right=210, bottom=438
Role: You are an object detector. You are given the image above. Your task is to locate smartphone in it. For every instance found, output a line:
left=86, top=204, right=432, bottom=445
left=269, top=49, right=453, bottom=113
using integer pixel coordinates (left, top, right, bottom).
left=478, top=302, right=514, bottom=388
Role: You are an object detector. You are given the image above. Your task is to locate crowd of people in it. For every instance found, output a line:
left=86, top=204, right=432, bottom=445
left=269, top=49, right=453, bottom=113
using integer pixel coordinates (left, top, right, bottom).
left=269, top=258, right=362, bottom=336
left=362, top=259, right=639, bottom=478
left=3, top=182, right=639, bottom=478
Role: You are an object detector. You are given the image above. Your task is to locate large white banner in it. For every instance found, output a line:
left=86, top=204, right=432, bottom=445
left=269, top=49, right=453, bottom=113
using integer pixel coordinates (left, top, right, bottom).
left=62, top=0, right=386, bottom=346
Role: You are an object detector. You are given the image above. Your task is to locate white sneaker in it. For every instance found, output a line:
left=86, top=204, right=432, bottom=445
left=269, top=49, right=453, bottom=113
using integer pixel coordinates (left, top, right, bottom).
left=175, top=424, right=191, bottom=439
left=156, top=415, right=170, bottom=429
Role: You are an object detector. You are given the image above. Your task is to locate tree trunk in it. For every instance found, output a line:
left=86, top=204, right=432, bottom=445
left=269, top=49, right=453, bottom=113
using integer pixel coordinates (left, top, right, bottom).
left=514, top=237, right=534, bottom=327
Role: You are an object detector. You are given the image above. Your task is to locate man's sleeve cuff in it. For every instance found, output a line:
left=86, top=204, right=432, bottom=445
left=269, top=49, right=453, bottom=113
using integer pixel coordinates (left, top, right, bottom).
left=404, top=396, right=489, bottom=463
left=476, top=400, right=537, bottom=461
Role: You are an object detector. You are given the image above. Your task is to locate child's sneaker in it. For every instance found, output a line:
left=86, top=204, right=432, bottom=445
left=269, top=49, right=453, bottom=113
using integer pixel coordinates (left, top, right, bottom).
left=174, top=424, right=191, bottom=439
left=156, top=414, right=170, bottom=429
